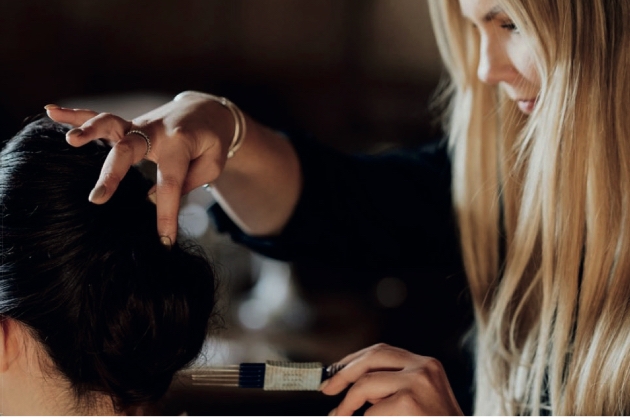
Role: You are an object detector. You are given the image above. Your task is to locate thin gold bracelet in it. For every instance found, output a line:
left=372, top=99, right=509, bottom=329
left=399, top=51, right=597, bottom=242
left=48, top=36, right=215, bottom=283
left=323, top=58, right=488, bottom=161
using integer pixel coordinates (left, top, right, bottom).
left=205, top=94, right=246, bottom=159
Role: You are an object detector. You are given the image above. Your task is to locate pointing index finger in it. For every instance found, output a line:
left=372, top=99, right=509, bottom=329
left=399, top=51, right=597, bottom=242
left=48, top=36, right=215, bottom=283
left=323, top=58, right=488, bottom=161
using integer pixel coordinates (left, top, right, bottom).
left=155, top=152, right=191, bottom=246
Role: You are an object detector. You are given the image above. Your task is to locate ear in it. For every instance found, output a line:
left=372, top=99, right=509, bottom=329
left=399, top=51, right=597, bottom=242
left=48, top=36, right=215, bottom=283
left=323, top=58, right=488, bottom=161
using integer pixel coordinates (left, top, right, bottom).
left=0, top=317, right=23, bottom=373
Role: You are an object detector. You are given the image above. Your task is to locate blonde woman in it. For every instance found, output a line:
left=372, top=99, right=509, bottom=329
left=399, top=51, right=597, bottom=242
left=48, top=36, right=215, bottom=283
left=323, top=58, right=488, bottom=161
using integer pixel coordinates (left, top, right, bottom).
left=46, top=0, right=630, bottom=414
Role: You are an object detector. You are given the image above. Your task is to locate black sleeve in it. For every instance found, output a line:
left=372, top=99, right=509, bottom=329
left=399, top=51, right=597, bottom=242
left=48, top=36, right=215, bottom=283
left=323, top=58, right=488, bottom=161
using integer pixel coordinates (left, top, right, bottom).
left=209, top=132, right=460, bottom=268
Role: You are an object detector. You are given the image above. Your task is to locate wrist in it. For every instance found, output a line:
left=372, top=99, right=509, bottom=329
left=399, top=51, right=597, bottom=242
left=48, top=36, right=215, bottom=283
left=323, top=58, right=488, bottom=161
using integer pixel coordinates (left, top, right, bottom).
left=203, top=94, right=246, bottom=159
left=177, top=91, right=246, bottom=160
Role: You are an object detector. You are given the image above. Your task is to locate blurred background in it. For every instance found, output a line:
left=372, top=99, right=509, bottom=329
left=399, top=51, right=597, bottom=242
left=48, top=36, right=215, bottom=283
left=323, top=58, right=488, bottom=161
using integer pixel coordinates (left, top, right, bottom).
left=3, top=0, right=473, bottom=415
left=2, top=0, right=444, bottom=150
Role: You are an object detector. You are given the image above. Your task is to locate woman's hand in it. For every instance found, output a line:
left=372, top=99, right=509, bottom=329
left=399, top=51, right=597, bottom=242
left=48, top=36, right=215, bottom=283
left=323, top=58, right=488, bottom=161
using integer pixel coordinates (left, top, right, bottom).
left=46, top=91, right=234, bottom=245
left=321, top=343, right=463, bottom=416
left=46, top=91, right=302, bottom=244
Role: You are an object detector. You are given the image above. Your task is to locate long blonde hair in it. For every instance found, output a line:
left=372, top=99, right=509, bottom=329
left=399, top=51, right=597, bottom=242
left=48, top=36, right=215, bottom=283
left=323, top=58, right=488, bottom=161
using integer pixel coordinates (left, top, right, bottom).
left=429, top=0, right=630, bottom=414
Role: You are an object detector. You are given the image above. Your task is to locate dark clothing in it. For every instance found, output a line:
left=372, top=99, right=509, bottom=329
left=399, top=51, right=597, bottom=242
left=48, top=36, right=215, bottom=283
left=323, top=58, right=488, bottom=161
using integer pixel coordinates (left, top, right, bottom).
left=209, top=132, right=474, bottom=414
left=210, top=132, right=461, bottom=268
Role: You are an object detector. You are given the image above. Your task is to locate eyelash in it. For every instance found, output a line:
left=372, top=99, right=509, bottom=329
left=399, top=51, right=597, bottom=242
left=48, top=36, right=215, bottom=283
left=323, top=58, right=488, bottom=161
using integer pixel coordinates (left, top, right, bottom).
left=471, top=21, right=519, bottom=34
left=500, top=21, right=519, bottom=33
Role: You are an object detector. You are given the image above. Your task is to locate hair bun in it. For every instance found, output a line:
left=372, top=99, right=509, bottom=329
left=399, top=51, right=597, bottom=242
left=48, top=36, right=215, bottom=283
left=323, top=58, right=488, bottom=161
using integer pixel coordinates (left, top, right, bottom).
left=0, top=117, right=220, bottom=411
left=79, top=242, right=217, bottom=407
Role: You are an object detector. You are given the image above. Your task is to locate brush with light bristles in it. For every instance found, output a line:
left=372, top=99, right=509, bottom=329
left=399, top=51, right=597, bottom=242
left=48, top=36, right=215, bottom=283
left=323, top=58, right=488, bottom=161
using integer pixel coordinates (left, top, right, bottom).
left=181, top=361, right=346, bottom=391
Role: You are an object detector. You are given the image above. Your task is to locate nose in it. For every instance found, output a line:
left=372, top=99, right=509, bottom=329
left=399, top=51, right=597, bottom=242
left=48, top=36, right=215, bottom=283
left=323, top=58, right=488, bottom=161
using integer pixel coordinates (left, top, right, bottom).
left=477, top=34, right=513, bottom=85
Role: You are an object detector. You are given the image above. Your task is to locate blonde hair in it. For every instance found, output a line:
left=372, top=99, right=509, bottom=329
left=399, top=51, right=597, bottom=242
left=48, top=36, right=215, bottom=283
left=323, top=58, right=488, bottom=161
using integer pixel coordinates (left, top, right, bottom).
left=429, top=0, right=630, bottom=414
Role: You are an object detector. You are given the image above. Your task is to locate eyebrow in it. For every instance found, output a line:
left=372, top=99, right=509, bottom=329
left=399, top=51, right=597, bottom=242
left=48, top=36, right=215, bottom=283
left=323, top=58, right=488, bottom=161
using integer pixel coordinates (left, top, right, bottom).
left=483, top=6, right=504, bottom=22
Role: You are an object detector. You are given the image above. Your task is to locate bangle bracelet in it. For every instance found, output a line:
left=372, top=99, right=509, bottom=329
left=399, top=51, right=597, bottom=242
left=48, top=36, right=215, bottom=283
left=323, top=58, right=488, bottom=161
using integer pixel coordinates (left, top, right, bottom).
left=205, top=94, right=247, bottom=159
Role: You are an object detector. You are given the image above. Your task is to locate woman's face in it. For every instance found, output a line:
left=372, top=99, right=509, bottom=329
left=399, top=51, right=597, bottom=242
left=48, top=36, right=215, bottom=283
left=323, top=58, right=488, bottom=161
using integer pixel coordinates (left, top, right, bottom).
left=459, top=0, right=541, bottom=114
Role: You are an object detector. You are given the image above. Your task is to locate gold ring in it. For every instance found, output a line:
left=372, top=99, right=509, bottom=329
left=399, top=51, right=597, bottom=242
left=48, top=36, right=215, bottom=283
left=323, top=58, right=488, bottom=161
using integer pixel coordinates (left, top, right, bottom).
left=125, top=129, right=151, bottom=158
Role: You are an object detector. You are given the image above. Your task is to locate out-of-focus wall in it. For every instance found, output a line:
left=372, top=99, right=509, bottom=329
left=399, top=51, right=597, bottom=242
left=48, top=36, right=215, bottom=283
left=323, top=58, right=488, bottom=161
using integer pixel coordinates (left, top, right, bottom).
left=367, top=0, right=441, bottom=80
left=2, top=0, right=443, bottom=150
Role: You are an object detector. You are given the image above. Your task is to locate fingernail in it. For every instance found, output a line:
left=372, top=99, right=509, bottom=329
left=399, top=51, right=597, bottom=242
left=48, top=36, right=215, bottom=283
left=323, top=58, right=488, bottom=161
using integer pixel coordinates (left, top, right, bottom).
left=160, top=236, right=172, bottom=249
left=88, top=185, right=106, bottom=202
left=318, top=380, right=330, bottom=392
left=67, top=128, right=83, bottom=136
left=44, top=104, right=60, bottom=110
left=147, top=191, right=157, bottom=204
left=328, top=408, right=337, bottom=416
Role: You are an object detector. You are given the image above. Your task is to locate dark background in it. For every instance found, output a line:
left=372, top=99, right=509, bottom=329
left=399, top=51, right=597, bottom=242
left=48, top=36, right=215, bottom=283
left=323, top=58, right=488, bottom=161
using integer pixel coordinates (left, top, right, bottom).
left=2, top=0, right=443, bottom=151
left=3, top=1, right=474, bottom=415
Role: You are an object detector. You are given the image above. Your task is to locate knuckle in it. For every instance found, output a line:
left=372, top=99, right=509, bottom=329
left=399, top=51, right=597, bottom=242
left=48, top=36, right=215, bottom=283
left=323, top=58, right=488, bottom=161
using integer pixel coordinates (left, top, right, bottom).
left=114, top=140, right=135, bottom=154
left=83, top=112, right=125, bottom=139
left=393, top=390, right=420, bottom=413
left=354, top=372, right=375, bottom=388
left=362, top=343, right=393, bottom=360
left=409, top=357, right=444, bottom=385
left=371, top=343, right=391, bottom=350
left=422, top=357, right=444, bottom=375
left=397, top=389, right=417, bottom=406
left=159, top=176, right=183, bottom=194
left=101, top=172, right=123, bottom=187
left=89, top=112, right=114, bottom=125
left=172, top=126, right=194, bottom=141
left=365, top=343, right=391, bottom=357
left=175, top=90, right=205, bottom=103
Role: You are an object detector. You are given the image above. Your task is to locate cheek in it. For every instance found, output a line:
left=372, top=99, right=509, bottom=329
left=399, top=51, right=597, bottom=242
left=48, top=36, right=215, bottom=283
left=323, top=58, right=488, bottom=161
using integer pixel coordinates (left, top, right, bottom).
left=509, top=43, right=541, bottom=87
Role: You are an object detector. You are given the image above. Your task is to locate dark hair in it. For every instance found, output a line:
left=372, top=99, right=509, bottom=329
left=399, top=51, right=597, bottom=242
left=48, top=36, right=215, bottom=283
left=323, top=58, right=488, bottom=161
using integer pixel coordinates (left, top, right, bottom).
left=0, top=116, right=219, bottom=411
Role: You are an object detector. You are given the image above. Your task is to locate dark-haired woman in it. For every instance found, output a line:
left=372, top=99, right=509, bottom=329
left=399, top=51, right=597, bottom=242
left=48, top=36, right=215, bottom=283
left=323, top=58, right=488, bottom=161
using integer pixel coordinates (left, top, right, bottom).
left=0, top=117, right=220, bottom=415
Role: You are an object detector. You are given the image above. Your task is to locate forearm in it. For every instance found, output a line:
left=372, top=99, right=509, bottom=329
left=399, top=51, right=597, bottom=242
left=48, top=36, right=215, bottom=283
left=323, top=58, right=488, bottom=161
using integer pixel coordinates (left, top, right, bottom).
left=210, top=115, right=302, bottom=236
